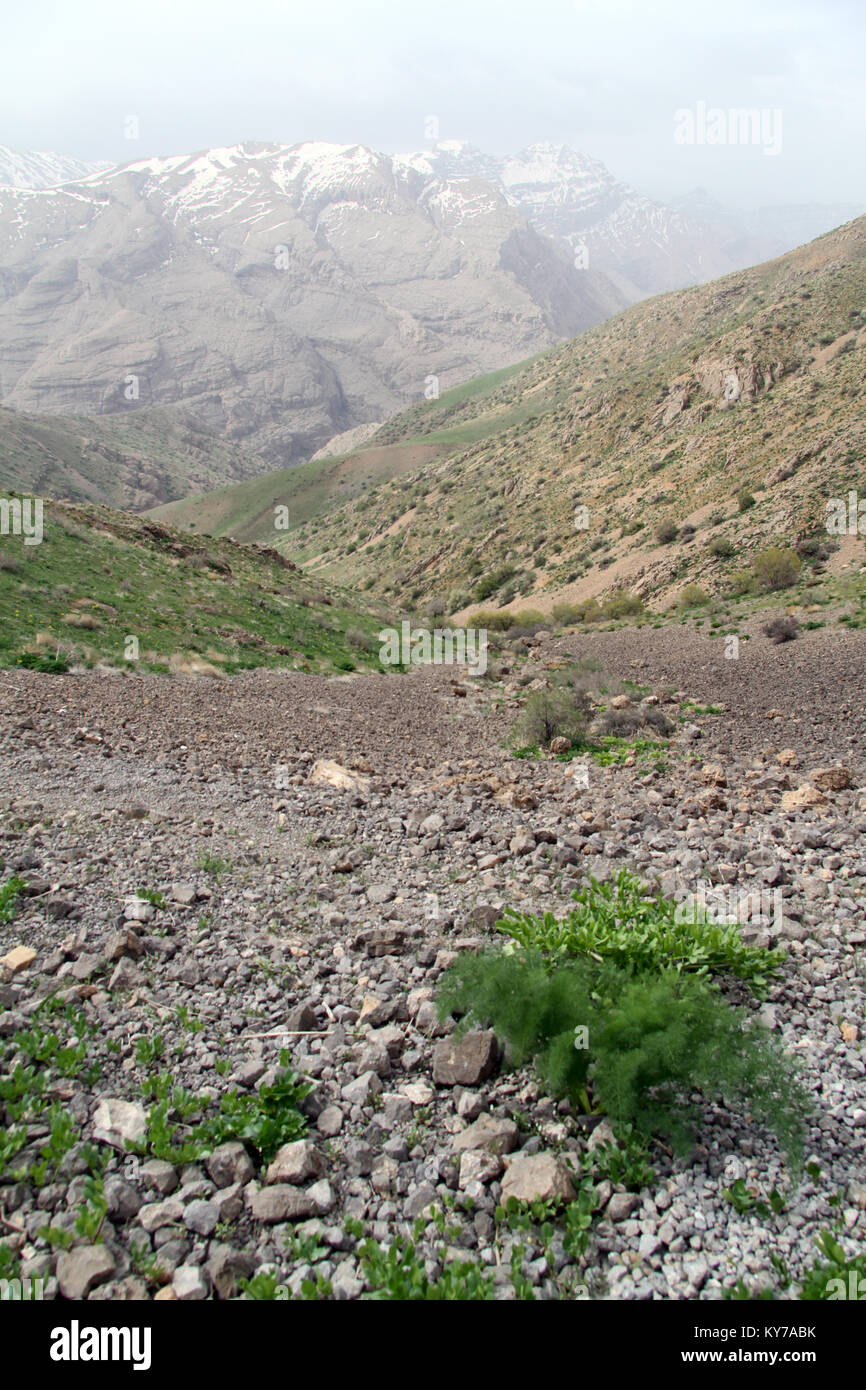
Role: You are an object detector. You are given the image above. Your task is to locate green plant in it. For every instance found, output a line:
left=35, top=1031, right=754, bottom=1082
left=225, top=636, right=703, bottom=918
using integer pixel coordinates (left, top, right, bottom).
left=678, top=583, right=710, bottom=609
left=197, top=853, right=232, bottom=878
left=356, top=1232, right=495, bottom=1300
left=135, top=1035, right=165, bottom=1066
left=752, top=547, right=801, bottom=592
left=133, top=1053, right=309, bottom=1164
left=737, top=489, right=756, bottom=512
left=496, top=871, right=786, bottom=990
left=437, top=922, right=807, bottom=1163
left=722, top=1177, right=785, bottom=1218
left=238, top=1271, right=288, bottom=1300
left=74, top=1175, right=108, bottom=1242
left=0, top=876, right=25, bottom=923
left=603, top=589, right=645, bottom=619
left=136, top=887, right=166, bottom=910
left=799, top=1231, right=866, bottom=1301
left=509, top=687, right=591, bottom=751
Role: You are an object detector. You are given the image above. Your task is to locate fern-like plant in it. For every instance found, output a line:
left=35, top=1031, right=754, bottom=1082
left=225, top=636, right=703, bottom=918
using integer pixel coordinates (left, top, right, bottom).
left=437, top=949, right=808, bottom=1163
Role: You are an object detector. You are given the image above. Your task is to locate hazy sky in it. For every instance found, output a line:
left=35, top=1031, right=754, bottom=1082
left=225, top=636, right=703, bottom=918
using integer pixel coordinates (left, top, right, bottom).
left=2, top=0, right=863, bottom=207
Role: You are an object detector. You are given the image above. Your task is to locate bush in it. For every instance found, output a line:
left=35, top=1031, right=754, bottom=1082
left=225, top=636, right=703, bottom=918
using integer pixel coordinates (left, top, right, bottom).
left=677, top=583, right=710, bottom=609
left=752, top=547, right=802, bottom=592
left=345, top=627, right=376, bottom=652
left=474, top=566, right=516, bottom=602
left=727, top=569, right=756, bottom=597
left=603, top=589, right=645, bottom=619
left=656, top=520, right=679, bottom=544
left=737, top=489, right=756, bottom=512
left=709, top=537, right=735, bottom=558
left=466, top=609, right=513, bottom=632
left=599, top=705, right=673, bottom=738
left=551, top=602, right=584, bottom=626
left=509, top=687, right=591, bottom=750
left=763, top=615, right=800, bottom=644
left=437, top=872, right=805, bottom=1159
left=438, top=952, right=805, bottom=1159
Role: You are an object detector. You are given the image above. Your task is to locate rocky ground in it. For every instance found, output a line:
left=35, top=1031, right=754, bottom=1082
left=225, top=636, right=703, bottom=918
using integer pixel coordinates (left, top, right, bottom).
left=1, top=622, right=864, bottom=1301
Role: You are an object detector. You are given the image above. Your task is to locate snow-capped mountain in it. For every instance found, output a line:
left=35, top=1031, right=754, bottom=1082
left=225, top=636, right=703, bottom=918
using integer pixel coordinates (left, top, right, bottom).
left=0, top=144, right=110, bottom=189
left=0, top=138, right=860, bottom=478
left=0, top=141, right=625, bottom=468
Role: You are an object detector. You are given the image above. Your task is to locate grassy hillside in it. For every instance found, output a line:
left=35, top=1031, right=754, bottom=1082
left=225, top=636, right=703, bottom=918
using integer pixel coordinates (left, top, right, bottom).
left=0, top=405, right=267, bottom=512
left=287, top=214, right=866, bottom=615
left=150, top=441, right=453, bottom=544
left=0, top=498, right=390, bottom=676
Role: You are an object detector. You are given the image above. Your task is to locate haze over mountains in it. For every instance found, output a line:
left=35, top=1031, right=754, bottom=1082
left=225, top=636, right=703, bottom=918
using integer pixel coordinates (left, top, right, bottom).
left=0, top=137, right=861, bottom=505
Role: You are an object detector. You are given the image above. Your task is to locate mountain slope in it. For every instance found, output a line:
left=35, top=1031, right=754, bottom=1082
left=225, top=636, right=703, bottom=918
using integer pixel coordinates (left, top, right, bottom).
left=0, top=404, right=268, bottom=510
left=168, top=214, right=866, bottom=613
left=0, top=497, right=388, bottom=675
left=0, top=142, right=625, bottom=470
left=0, top=144, right=110, bottom=189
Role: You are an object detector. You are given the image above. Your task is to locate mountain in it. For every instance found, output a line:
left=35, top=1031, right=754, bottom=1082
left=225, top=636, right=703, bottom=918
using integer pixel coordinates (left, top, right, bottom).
left=157, top=214, right=866, bottom=614
left=0, top=141, right=625, bottom=471
left=0, top=403, right=267, bottom=511
left=399, top=141, right=761, bottom=301
left=0, top=144, right=110, bottom=189
left=1, top=139, right=861, bottom=495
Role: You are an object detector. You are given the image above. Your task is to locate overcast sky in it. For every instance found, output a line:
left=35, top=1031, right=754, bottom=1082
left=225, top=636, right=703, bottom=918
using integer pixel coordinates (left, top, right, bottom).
left=2, top=0, right=863, bottom=207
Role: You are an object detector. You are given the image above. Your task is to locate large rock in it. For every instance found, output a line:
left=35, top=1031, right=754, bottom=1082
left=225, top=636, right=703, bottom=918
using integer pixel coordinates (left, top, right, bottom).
left=309, top=760, right=370, bottom=792
left=265, top=1139, right=326, bottom=1186
left=451, top=1114, right=520, bottom=1155
left=781, top=784, right=829, bottom=812
left=501, top=1152, right=576, bottom=1205
left=92, top=1098, right=147, bottom=1150
left=206, top=1142, right=254, bottom=1189
left=247, top=1184, right=317, bottom=1224
left=432, top=1031, right=498, bottom=1087
left=56, top=1245, right=117, bottom=1299
left=809, top=766, right=852, bottom=792
left=0, top=945, right=37, bottom=976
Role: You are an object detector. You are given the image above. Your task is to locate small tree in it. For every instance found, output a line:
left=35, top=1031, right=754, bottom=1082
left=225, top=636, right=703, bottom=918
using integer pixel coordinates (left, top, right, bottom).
left=510, top=687, right=591, bottom=750
left=752, top=547, right=801, bottom=592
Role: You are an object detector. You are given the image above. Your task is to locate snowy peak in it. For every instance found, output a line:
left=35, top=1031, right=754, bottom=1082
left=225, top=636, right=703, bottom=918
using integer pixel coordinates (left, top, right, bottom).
left=0, top=144, right=110, bottom=189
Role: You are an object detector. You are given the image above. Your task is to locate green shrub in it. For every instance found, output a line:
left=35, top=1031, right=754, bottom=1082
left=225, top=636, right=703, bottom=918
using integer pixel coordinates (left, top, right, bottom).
left=656, top=520, right=679, bottom=544
left=799, top=1232, right=866, bottom=1300
left=438, top=951, right=806, bottom=1160
left=752, top=547, right=801, bottom=592
left=509, top=687, right=591, bottom=750
left=678, top=583, right=710, bottom=609
left=474, top=566, right=516, bottom=602
left=727, top=569, right=756, bottom=597
left=551, top=602, right=584, bottom=626
left=737, top=489, right=756, bottom=512
left=466, top=609, right=513, bottom=632
left=709, top=537, right=735, bottom=558
left=436, top=871, right=806, bottom=1161
left=603, top=589, right=644, bottom=619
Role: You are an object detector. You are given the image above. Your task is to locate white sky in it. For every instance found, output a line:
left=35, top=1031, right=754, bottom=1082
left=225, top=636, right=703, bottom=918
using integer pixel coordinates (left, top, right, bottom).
left=1, top=0, right=864, bottom=207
